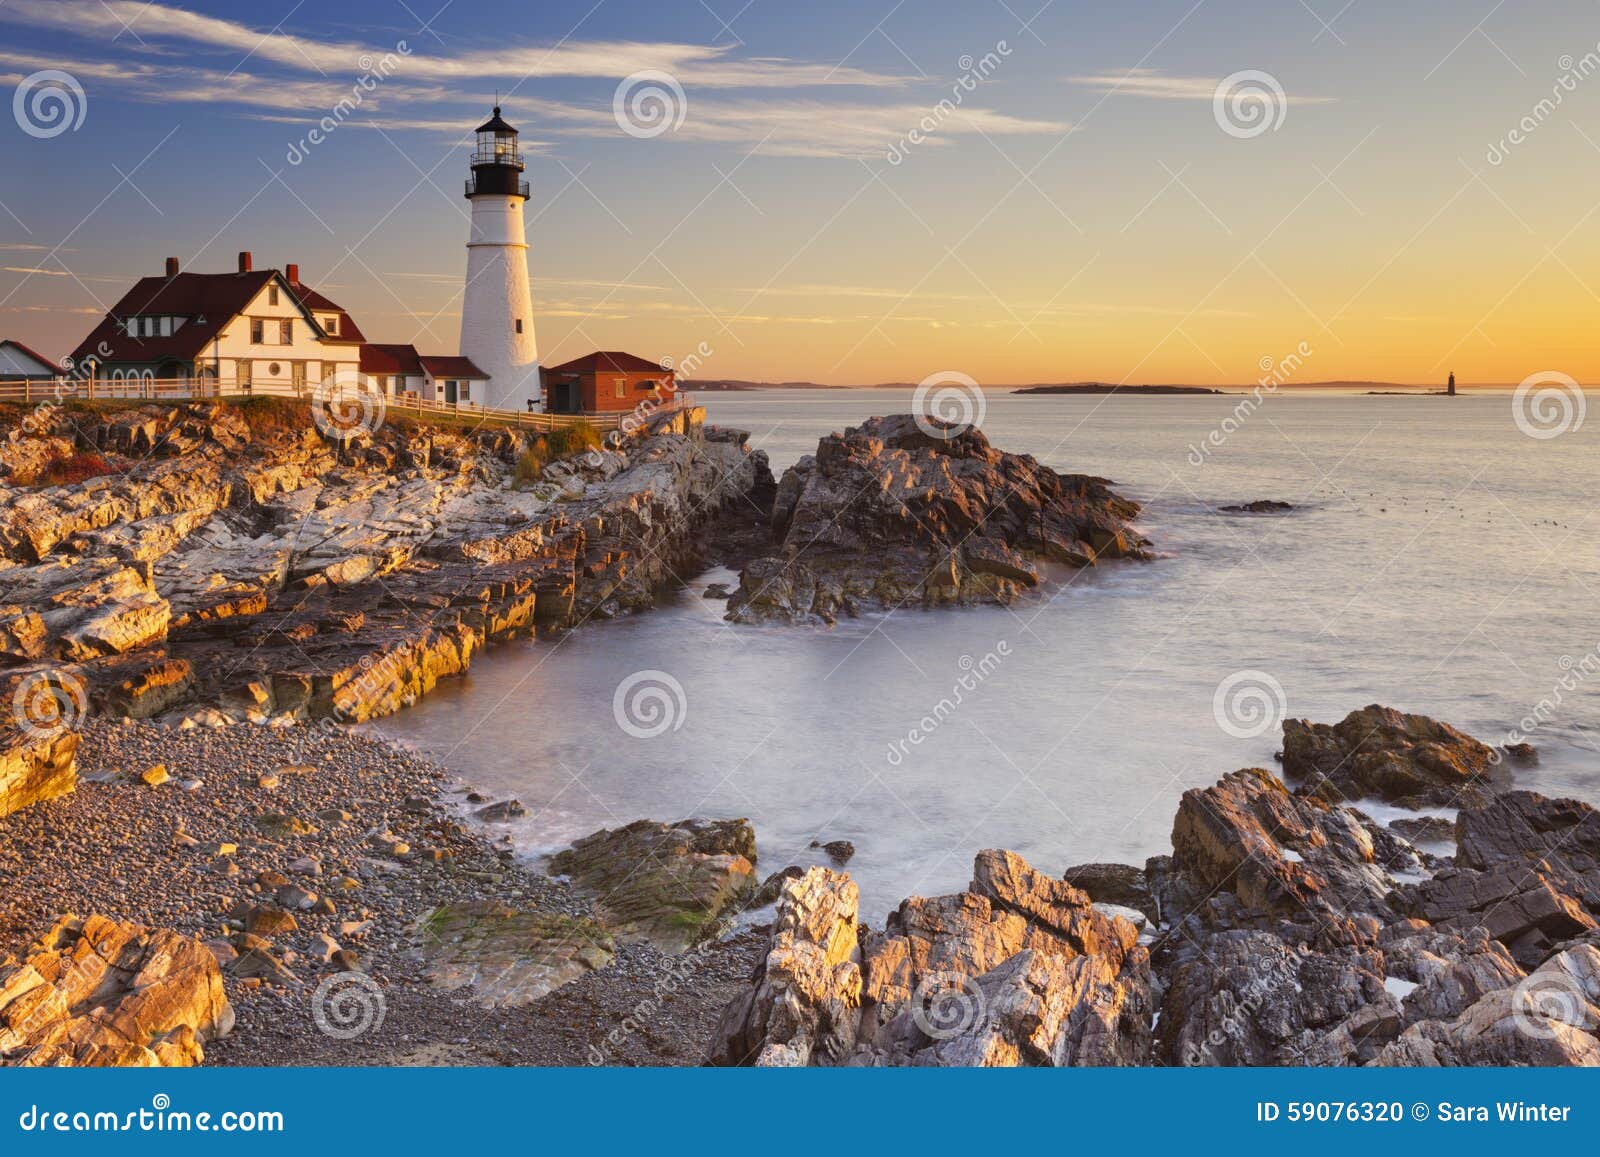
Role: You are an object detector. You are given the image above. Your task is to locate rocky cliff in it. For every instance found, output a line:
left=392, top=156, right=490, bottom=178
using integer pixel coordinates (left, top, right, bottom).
left=0, top=400, right=771, bottom=730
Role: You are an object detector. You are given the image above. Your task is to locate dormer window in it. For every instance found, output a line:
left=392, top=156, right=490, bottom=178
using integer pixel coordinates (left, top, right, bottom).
left=323, top=315, right=339, bottom=335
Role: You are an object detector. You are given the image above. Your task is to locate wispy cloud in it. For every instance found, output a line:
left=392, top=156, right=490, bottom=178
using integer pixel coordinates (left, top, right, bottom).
left=1068, top=68, right=1335, bottom=104
left=0, top=0, right=901, bottom=89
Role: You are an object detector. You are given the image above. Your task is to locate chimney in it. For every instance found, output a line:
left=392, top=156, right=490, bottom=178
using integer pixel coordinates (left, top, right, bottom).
left=237, top=251, right=253, bottom=273
left=165, top=256, right=180, bottom=277
left=285, top=263, right=300, bottom=285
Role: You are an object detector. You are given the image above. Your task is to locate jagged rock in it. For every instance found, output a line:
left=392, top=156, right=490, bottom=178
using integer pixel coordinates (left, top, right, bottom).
left=0, top=725, right=79, bottom=818
left=1062, top=862, right=1156, bottom=921
left=548, top=818, right=758, bottom=950
left=1281, top=704, right=1502, bottom=807
left=1372, top=944, right=1600, bottom=1066
left=727, top=414, right=1148, bottom=623
left=811, top=838, right=854, bottom=865
left=1389, top=815, right=1456, bottom=843
left=710, top=867, right=863, bottom=1066
left=752, top=865, right=805, bottom=907
left=714, top=851, right=1150, bottom=1067
left=1158, top=929, right=1396, bottom=1065
left=412, top=901, right=614, bottom=1007
left=1157, top=766, right=1419, bottom=938
left=0, top=914, right=233, bottom=1067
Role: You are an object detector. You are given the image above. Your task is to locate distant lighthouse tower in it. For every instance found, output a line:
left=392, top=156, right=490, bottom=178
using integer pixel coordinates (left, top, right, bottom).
left=460, top=106, right=539, bottom=409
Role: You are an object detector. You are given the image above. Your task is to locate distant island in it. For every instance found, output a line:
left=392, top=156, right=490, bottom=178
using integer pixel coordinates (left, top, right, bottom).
left=690, top=379, right=859, bottom=391
left=1012, top=383, right=1225, bottom=396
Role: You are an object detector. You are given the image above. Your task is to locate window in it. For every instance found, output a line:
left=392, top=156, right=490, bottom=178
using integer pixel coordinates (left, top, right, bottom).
left=323, top=315, right=339, bottom=335
left=250, top=319, right=264, bottom=344
left=292, top=362, right=306, bottom=391
left=142, top=317, right=155, bottom=337
left=614, top=377, right=625, bottom=398
left=460, top=382, right=470, bottom=400
left=279, top=319, right=293, bottom=344
left=268, top=285, right=279, bottom=306
left=515, top=319, right=523, bottom=333
left=238, top=361, right=252, bottom=390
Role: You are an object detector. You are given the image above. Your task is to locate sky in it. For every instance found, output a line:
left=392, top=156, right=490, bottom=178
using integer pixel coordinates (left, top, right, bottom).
left=1, top=0, right=1598, bottom=386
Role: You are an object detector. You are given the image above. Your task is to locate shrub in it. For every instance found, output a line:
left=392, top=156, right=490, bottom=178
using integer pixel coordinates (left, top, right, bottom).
left=546, top=419, right=602, bottom=459
left=513, top=439, right=549, bottom=486
left=228, top=396, right=303, bottom=436
left=35, top=452, right=121, bottom=488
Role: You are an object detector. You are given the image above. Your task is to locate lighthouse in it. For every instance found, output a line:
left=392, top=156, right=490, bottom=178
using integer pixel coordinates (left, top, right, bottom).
left=460, top=106, right=540, bottom=410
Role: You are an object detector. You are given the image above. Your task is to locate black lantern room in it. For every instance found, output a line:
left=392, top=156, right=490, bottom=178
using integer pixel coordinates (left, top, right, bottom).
left=465, top=106, right=529, bottom=200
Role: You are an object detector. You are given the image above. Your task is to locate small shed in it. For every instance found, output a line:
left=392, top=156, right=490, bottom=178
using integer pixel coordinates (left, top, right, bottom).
left=0, top=339, right=61, bottom=382
left=540, top=351, right=674, bottom=414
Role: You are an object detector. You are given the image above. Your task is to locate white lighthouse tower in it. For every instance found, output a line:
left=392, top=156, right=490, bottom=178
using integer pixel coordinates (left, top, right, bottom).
left=460, top=107, right=540, bottom=410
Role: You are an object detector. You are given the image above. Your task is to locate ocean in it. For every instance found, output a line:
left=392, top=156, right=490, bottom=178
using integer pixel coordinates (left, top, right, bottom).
left=379, top=389, right=1600, bottom=922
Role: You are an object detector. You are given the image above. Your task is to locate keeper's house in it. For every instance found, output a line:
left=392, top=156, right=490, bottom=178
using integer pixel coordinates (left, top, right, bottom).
left=540, top=351, right=674, bottom=415
left=360, top=345, right=490, bottom=405
left=69, top=252, right=365, bottom=392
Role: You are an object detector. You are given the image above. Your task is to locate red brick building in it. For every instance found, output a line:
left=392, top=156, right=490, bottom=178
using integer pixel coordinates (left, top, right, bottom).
left=540, top=351, right=674, bottom=414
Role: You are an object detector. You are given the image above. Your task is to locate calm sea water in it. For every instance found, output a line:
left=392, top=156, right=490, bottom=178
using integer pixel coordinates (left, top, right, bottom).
left=380, top=390, right=1600, bottom=921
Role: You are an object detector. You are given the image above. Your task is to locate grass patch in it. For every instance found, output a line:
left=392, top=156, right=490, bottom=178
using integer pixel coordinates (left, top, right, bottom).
left=545, top=419, right=602, bottom=458
left=513, top=440, right=549, bottom=485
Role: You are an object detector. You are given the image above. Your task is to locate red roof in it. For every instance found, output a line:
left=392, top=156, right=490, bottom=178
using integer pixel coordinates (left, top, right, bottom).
left=69, top=266, right=363, bottom=367
left=0, top=339, right=61, bottom=373
left=542, top=350, right=669, bottom=376
left=360, top=343, right=423, bottom=375
left=419, top=355, right=489, bottom=379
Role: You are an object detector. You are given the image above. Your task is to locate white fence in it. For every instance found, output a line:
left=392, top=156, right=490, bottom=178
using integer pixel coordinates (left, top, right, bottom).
left=0, top=376, right=695, bottom=434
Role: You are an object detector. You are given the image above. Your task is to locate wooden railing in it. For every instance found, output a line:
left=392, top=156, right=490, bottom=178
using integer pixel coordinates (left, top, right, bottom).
left=0, top=376, right=695, bottom=434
